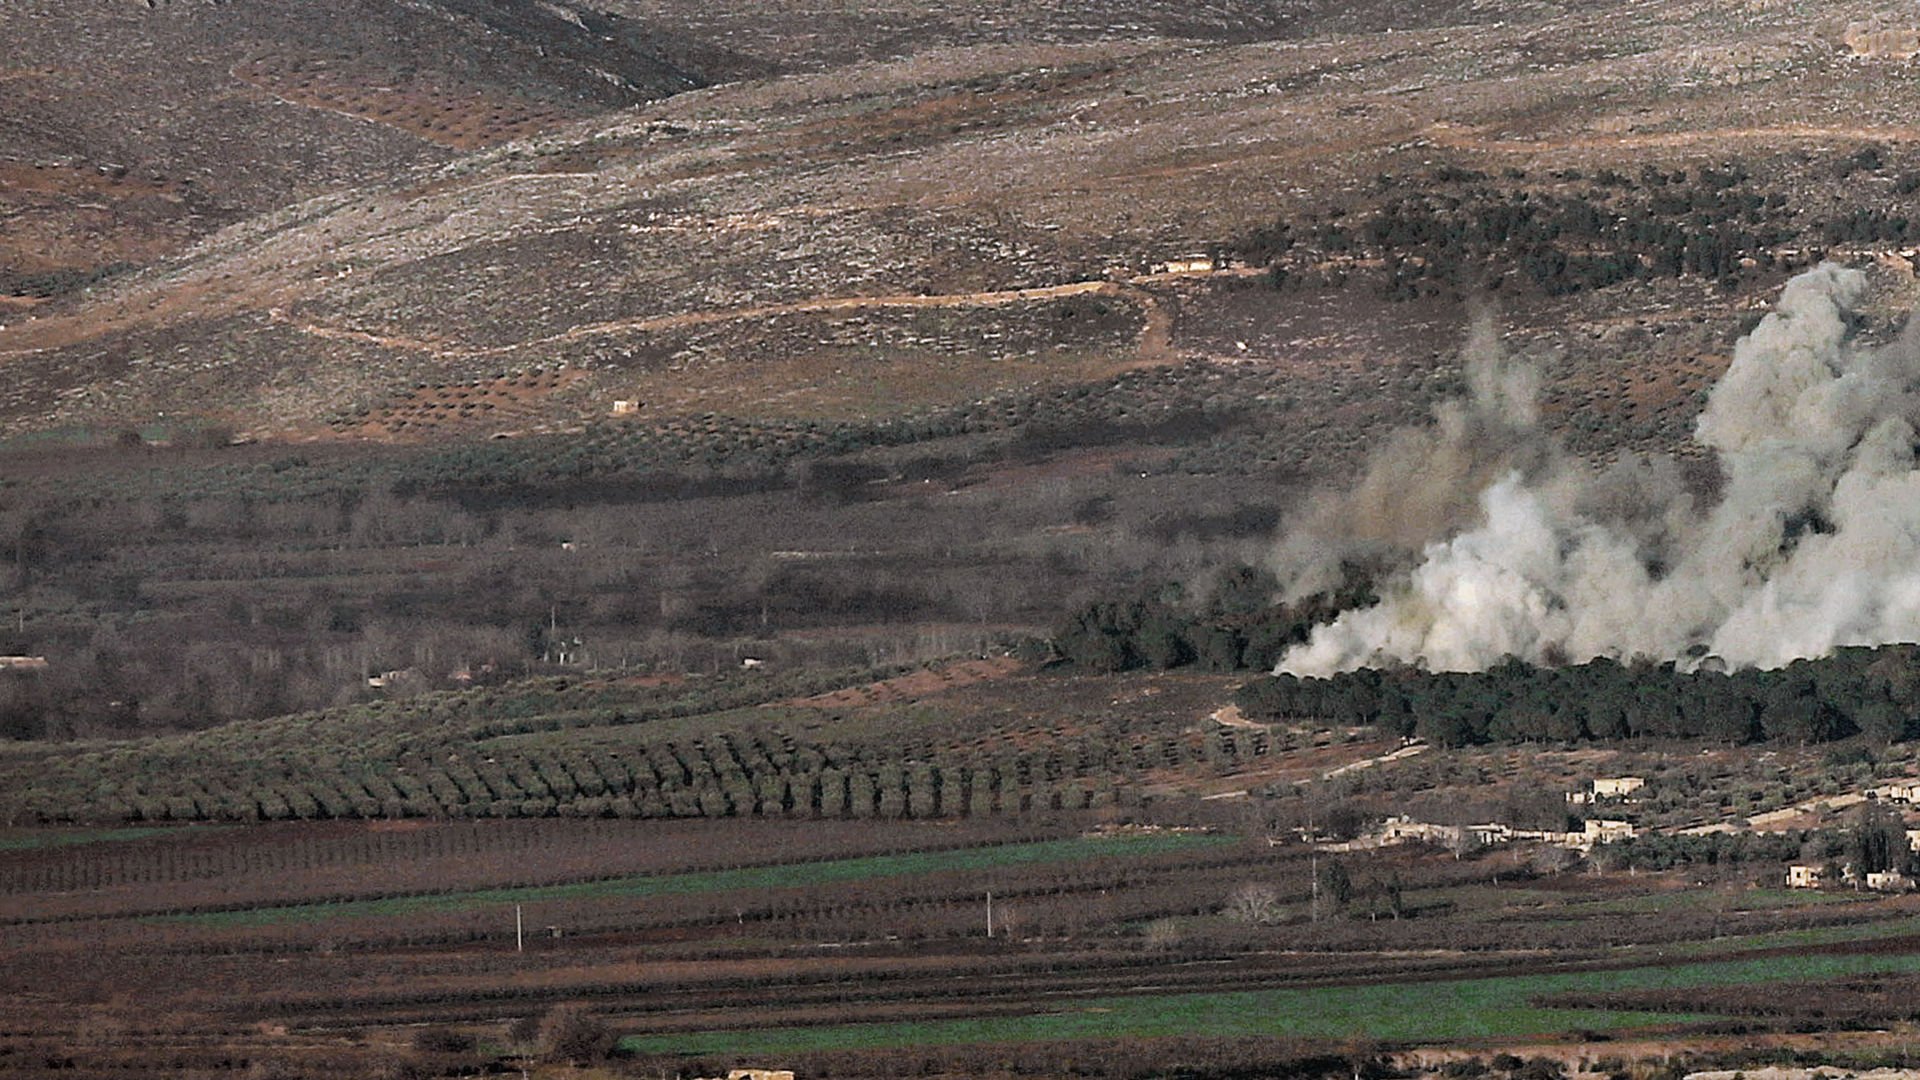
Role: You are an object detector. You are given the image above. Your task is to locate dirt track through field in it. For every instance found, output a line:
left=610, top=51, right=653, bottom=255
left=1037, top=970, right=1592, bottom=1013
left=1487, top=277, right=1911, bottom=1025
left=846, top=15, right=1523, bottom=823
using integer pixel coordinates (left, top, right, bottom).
left=270, top=276, right=1182, bottom=369
left=267, top=311, right=451, bottom=355
left=492, top=279, right=1170, bottom=357
left=1209, top=704, right=1259, bottom=729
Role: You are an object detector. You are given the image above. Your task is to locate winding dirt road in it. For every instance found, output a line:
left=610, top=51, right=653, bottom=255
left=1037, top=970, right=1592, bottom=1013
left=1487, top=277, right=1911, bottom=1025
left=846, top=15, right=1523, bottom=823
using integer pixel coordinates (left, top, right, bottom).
left=273, top=273, right=1187, bottom=369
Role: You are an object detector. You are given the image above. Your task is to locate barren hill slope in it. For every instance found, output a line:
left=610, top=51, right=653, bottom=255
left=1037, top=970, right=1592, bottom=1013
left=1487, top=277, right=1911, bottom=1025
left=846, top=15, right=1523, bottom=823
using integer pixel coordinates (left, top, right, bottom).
left=0, top=0, right=709, bottom=303
left=0, top=0, right=1470, bottom=310
left=3, top=0, right=1919, bottom=452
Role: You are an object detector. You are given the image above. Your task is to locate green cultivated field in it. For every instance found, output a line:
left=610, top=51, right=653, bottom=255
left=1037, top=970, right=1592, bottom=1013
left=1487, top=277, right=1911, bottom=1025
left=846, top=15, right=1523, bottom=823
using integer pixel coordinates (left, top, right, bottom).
left=1559, top=887, right=1862, bottom=917
left=1651, top=912, right=1920, bottom=958
left=157, top=830, right=1236, bottom=927
left=625, top=948, right=1920, bottom=1055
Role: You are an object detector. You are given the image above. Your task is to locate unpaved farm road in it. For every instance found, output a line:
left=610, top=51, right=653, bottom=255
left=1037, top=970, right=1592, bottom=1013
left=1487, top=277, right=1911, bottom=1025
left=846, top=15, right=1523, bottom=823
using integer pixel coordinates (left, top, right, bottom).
left=494, top=277, right=1178, bottom=365
left=269, top=269, right=1208, bottom=368
left=1208, top=703, right=1260, bottom=730
left=1744, top=790, right=1867, bottom=831
left=1201, top=704, right=1431, bottom=801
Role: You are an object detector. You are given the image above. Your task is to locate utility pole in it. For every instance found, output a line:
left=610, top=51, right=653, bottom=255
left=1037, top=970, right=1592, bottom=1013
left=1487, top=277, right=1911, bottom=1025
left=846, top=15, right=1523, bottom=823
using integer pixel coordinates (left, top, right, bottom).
left=986, top=891, right=993, bottom=938
left=1310, top=850, right=1320, bottom=923
left=1308, top=808, right=1320, bottom=923
left=515, top=904, right=524, bottom=953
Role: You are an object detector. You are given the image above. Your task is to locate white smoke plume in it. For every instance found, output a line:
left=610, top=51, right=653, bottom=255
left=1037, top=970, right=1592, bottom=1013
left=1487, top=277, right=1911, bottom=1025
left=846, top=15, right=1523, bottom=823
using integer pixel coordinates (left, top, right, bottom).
left=1269, top=307, right=1565, bottom=598
left=1278, top=263, right=1920, bottom=676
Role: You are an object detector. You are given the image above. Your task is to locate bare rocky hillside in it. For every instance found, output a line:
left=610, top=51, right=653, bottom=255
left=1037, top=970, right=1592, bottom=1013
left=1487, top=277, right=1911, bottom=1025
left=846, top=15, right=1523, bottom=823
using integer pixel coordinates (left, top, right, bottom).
left=2, top=0, right=1919, bottom=463
left=0, top=0, right=707, bottom=301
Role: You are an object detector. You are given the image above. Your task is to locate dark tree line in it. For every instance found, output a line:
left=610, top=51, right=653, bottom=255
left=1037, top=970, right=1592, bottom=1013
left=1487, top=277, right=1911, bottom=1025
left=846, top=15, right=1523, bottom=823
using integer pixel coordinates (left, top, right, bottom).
left=1051, top=566, right=1374, bottom=673
left=1235, top=645, right=1920, bottom=747
left=1236, top=162, right=1813, bottom=301
left=1608, top=804, right=1917, bottom=877
left=1600, top=829, right=1806, bottom=871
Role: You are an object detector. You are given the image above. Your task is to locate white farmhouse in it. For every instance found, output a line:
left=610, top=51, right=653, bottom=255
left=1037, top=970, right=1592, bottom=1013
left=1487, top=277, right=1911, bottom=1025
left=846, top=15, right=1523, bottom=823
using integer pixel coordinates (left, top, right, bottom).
left=1786, top=864, right=1825, bottom=889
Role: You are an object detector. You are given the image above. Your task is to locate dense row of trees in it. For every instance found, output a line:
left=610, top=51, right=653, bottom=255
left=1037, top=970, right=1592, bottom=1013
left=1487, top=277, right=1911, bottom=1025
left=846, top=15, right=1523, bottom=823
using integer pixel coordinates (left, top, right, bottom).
left=1051, top=565, right=1374, bottom=673
left=5, top=656, right=1315, bottom=823
left=1235, top=645, right=1920, bottom=747
left=22, top=731, right=1250, bottom=824
left=1359, top=186, right=1795, bottom=297
left=1599, top=830, right=1807, bottom=871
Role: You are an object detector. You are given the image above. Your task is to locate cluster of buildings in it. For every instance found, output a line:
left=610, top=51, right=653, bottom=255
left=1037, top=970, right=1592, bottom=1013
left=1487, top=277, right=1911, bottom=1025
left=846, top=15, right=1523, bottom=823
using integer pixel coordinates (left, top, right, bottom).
left=1783, top=777, right=1920, bottom=891
left=1786, top=864, right=1913, bottom=892
left=1367, top=815, right=1636, bottom=853
left=1328, top=770, right=1920, bottom=891
left=1308, top=777, right=1647, bottom=856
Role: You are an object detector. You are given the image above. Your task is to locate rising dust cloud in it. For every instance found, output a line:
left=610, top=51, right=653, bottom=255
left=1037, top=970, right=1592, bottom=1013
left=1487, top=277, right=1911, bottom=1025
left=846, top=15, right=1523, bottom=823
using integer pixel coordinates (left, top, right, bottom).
left=1277, top=263, right=1920, bottom=676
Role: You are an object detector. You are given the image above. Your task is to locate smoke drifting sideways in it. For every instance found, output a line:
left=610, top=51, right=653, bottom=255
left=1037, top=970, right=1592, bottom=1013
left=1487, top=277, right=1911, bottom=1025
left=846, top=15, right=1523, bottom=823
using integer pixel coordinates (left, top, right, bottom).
left=1276, top=263, right=1920, bottom=677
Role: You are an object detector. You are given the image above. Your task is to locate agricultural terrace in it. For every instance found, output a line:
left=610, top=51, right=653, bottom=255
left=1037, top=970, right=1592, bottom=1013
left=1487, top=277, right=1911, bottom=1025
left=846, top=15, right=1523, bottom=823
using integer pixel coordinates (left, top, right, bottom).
left=12, top=800, right=1920, bottom=1080
left=12, top=662, right=1920, bottom=1077
left=0, top=664, right=1293, bottom=826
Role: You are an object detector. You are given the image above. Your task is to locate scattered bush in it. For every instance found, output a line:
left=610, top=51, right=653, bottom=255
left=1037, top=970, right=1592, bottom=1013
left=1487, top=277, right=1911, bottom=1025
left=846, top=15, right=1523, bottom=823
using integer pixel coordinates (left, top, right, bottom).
left=538, top=1004, right=617, bottom=1064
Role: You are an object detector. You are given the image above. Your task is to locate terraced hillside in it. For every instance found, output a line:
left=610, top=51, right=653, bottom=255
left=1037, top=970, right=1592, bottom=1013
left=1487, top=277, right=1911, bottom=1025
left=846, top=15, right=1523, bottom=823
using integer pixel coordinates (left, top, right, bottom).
left=13, top=674, right=1920, bottom=1078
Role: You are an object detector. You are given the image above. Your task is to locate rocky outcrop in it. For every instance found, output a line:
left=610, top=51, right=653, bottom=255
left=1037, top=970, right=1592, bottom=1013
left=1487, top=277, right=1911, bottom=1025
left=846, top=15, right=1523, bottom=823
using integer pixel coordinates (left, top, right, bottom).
left=1844, top=22, right=1920, bottom=59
